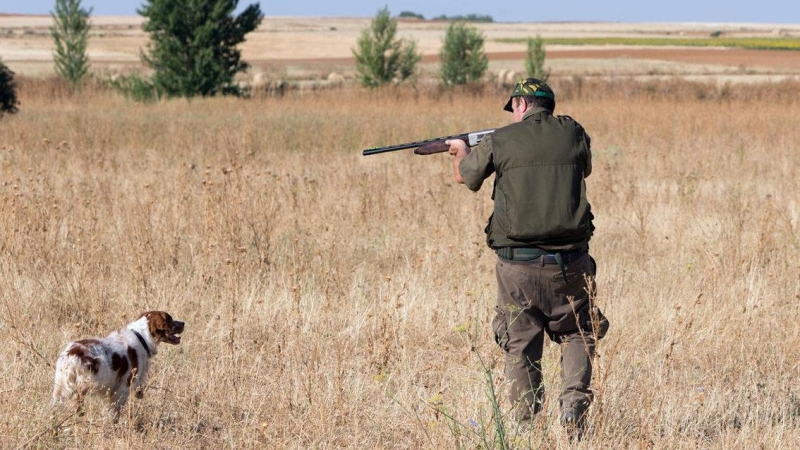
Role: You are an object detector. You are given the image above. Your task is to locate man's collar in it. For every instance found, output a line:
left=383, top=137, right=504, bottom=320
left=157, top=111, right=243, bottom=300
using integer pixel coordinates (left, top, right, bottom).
left=522, top=107, right=551, bottom=121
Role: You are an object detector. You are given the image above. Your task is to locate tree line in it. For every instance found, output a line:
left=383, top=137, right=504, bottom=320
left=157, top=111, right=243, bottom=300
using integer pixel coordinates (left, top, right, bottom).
left=0, top=2, right=551, bottom=116
left=398, top=11, right=494, bottom=23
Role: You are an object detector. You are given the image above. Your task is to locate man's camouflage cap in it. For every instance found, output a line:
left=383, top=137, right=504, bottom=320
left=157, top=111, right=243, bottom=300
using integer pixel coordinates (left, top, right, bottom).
left=503, top=77, right=555, bottom=112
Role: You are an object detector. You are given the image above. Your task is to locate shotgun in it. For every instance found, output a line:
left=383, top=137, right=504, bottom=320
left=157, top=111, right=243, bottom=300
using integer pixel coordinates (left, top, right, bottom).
left=362, top=129, right=495, bottom=156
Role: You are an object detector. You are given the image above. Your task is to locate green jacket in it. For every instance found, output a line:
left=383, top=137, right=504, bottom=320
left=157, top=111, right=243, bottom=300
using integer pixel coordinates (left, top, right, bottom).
left=459, top=107, right=594, bottom=252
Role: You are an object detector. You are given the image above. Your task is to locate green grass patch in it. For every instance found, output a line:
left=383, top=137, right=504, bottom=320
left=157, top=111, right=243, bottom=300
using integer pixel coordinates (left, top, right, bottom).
left=495, top=37, right=800, bottom=51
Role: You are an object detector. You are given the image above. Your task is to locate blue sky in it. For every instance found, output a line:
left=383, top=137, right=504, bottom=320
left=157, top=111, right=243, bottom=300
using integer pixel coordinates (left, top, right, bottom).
left=1, top=0, right=797, bottom=23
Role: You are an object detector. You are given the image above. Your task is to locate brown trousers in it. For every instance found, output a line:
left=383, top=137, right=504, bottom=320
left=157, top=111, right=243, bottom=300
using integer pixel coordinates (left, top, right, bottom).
left=492, top=253, right=609, bottom=422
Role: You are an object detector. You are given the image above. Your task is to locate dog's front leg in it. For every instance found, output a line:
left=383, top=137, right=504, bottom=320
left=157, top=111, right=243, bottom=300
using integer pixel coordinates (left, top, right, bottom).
left=108, top=388, right=130, bottom=423
left=130, top=367, right=146, bottom=399
left=135, top=365, right=152, bottom=400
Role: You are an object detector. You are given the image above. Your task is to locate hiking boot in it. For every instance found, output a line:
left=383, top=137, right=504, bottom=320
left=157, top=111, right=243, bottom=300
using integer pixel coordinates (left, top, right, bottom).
left=560, top=408, right=586, bottom=441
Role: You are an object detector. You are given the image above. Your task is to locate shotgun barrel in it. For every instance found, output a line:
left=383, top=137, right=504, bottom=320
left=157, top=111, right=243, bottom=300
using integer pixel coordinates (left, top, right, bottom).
left=362, top=129, right=495, bottom=156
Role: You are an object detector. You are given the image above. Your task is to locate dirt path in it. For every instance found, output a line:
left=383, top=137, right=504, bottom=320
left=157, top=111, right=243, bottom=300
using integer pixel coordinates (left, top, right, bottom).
left=497, top=48, right=800, bottom=69
left=261, top=47, right=800, bottom=70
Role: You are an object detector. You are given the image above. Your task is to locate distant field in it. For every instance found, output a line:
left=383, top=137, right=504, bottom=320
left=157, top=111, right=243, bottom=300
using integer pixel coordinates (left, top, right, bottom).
left=2, top=15, right=800, bottom=82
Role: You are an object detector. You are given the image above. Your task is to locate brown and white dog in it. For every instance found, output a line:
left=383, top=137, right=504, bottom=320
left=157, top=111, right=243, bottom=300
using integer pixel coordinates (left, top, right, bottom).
left=52, top=311, right=185, bottom=421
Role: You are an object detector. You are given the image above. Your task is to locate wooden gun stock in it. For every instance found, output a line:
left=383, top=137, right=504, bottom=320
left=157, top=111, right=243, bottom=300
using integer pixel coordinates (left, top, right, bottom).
left=414, top=140, right=457, bottom=155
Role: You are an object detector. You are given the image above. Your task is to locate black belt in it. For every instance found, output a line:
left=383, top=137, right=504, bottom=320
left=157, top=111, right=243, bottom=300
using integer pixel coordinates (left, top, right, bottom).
left=495, top=247, right=586, bottom=263
left=495, top=247, right=587, bottom=283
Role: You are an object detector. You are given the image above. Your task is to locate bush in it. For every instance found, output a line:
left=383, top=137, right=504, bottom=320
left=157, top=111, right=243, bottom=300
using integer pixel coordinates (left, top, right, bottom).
left=50, top=0, right=92, bottom=85
left=138, top=0, right=263, bottom=98
left=106, top=73, right=162, bottom=102
left=439, top=22, right=488, bottom=86
left=353, top=7, right=421, bottom=88
left=0, top=60, right=19, bottom=117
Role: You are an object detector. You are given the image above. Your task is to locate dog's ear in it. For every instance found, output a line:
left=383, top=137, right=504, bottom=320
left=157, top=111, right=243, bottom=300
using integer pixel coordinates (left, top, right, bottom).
left=147, top=312, right=171, bottom=331
left=145, top=311, right=182, bottom=344
left=141, top=311, right=173, bottom=322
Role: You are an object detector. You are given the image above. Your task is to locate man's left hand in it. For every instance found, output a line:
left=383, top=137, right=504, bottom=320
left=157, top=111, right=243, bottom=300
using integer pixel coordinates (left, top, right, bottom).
left=446, top=139, right=469, bottom=157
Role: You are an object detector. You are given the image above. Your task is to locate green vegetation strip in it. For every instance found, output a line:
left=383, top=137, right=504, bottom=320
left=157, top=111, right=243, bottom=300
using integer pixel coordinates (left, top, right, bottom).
left=496, top=37, right=800, bottom=51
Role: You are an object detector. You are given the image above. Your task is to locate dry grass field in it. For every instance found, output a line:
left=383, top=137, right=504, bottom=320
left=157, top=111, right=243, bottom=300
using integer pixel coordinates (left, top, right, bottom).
left=1, top=76, right=798, bottom=448
left=1, top=13, right=800, bottom=450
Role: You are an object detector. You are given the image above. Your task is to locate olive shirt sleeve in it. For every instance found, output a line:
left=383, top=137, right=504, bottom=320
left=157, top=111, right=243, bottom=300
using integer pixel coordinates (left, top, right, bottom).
left=458, top=134, right=495, bottom=192
left=579, top=125, right=592, bottom=178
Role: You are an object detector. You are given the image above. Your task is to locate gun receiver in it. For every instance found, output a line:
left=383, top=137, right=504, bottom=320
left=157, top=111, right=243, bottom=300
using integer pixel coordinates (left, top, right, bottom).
left=362, top=129, right=495, bottom=156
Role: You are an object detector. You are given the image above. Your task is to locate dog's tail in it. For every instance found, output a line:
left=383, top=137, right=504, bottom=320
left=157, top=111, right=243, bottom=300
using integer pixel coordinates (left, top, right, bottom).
left=51, top=353, right=97, bottom=406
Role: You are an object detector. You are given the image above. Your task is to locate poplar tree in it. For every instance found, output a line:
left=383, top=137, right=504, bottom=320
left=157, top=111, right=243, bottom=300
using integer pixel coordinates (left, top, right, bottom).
left=50, top=0, right=92, bottom=85
left=353, top=7, right=421, bottom=87
left=0, top=60, right=19, bottom=117
left=439, top=22, right=488, bottom=86
left=138, top=0, right=263, bottom=97
left=525, top=36, right=550, bottom=81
